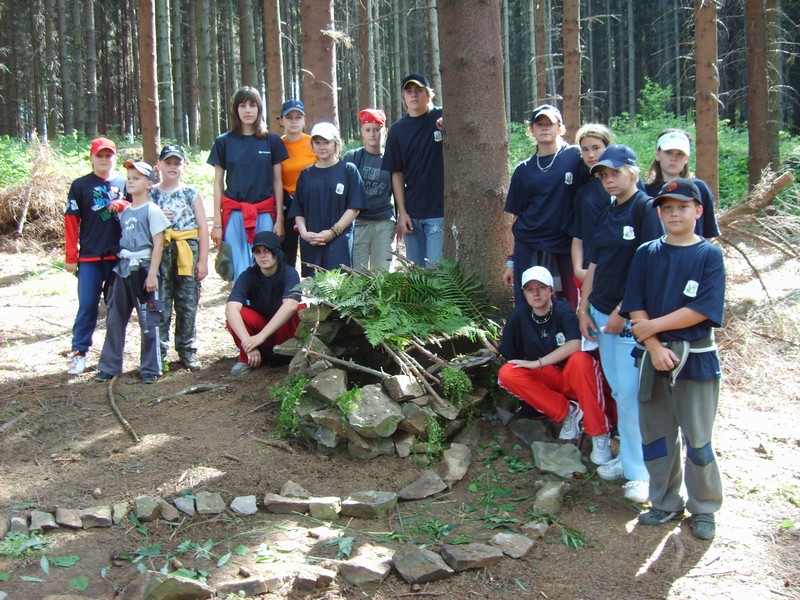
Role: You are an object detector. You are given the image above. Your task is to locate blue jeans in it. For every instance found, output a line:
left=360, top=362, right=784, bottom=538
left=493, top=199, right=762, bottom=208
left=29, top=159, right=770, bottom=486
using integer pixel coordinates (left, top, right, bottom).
left=591, top=305, right=649, bottom=482
left=72, top=260, right=116, bottom=353
left=404, top=217, right=443, bottom=268
left=225, top=211, right=275, bottom=282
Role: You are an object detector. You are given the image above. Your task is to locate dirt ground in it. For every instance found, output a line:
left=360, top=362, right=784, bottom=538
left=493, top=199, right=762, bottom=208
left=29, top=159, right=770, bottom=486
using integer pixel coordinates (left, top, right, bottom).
left=1, top=244, right=799, bottom=600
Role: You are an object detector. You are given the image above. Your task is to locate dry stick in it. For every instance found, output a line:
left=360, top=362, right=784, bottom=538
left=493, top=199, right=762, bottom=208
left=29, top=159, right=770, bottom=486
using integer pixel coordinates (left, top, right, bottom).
left=717, top=170, right=794, bottom=229
left=250, top=436, right=294, bottom=454
left=758, top=221, right=800, bottom=257
left=152, top=383, right=229, bottom=405
left=399, top=346, right=440, bottom=386
left=410, top=337, right=448, bottom=366
left=107, top=376, right=140, bottom=444
left=720, top=236, right=773, bottom=302
left=0, top=411, right=28, bottom=434
left=305, top=349, right=389, bottom=379
left=724, top=225, right=796, bottom=258
left=382, top=343, right=457, bottom=419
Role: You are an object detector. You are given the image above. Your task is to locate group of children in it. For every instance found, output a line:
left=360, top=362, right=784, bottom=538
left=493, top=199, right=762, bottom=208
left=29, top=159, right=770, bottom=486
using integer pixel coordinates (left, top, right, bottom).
left=64, top=83, right=724, bottom=541
left=498, top=105, right=724, bottom=540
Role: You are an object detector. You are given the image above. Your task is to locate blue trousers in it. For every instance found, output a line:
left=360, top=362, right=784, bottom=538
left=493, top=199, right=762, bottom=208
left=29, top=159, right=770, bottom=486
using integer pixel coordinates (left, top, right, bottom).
left=71, top=260, right=116, bottom=353
left=225, top=211, right=275, bottom=282
left=404, top=217, right=443, bottom=268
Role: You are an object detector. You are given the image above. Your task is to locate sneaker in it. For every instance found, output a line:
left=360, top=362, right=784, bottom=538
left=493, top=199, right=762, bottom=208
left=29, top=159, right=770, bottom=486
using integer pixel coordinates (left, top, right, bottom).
left=638, top=508, right=683, bottom=526
left=590, top=433, right=613, bottom=465
left=596, top=456, right=624, bottom=480
left=94, top=371, right=114, bottom=383
left=691, top=513, right=716, bottom=540
left=558, top=401, right=583, bottom=440
left=179, top=352, right=201, bottom=372
left=67, top=352, right=87, bottom=375
left=623, top=480, right=650, bottom=503
left=230, top=362, right=253, bottom=376
left=141, top=374, right=159, bottom=384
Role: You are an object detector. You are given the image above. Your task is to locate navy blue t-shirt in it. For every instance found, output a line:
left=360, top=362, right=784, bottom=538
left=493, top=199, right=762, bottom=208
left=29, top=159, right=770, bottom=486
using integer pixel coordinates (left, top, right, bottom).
left=288, top=160, right=368, bottom=233
left=586, top=190, right=664, bottom=314
left=343, top=147, right=394, bottom=221
left=499, top=298, right=580, bottom=364
left=382, top=107, right=444, bottom=219
left=568, top=177, right=612, bottom=267
left=505, top=145, right=589, bottom=253
left=644, top=177, right=720, bottom=239
left=207, top=132, right=289, bottom=203
left=621, top=237, right=725, bottom=380
left=65, top=172, right=127, bottom=259
left=227, top=263, right=300, bottom=318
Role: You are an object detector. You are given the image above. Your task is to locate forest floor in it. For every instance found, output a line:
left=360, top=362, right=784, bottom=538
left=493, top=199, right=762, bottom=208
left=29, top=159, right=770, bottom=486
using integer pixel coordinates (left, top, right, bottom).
left=0, top=243, right=799, bottom=600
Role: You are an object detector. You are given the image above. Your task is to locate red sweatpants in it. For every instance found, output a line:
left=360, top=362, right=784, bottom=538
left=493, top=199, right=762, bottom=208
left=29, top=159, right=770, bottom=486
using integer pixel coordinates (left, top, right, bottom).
left=226, top=306, right=301, bottom=364
left=498, top=351, right=609, bottom=435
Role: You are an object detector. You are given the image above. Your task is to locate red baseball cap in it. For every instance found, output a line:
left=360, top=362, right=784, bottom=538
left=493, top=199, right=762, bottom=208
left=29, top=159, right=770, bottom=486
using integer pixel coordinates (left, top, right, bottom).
left=90, top=137, right=117, bottom=156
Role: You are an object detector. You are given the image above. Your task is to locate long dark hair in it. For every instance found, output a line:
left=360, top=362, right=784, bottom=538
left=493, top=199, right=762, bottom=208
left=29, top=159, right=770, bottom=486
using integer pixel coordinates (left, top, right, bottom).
left=230, top=86, right=268, bottom=139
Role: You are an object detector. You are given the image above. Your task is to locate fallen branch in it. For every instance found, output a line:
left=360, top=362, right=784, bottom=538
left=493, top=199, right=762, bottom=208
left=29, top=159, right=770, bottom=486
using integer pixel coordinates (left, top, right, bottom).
left=720, top=236, right=772, bottom=302
left=0, top=411, right=28, bottom=434
left=724, top=225, right=796, bottom=258
left=250, top=436, right=295, bottom=454
left=152, top=383, right=229, bottom=405
left=107, top=376, right=140, bottom=443
left=717, top=170, right=794, bottom=229
left=305, top=349, right=388, bottom=379
left=222, top=453, right=242, bottom=463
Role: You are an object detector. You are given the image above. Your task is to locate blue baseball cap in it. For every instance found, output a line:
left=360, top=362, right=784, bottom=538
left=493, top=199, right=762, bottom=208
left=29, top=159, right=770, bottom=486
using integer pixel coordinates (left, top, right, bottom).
left=123, top=160, right=155, bottom=182
left=402, top=73, right=432, bottom=90
left=159, top=143, right=186, bottom=161
left=529, top=104, right=562, bottom=124
left=280, top=99, right=305, bottom=117
left=590, top=144, right=638, bottom=175
left=653, top=178, right=702, bottom=207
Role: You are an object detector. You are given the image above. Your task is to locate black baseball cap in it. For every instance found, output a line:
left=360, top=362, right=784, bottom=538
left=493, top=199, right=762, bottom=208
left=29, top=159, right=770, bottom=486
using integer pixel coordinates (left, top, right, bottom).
left=159, top=143, right=186, bottom=161
left=252, top=231, right=282, bottom=252
left=653, top=178, right=702, bottom=207
left=280, top=99, right=305, bottom=117
left=529, top=104, right=562, bottom=124
left=590, top=144, right=638, bottom=175
left=402, top=74, right=431, bottom=90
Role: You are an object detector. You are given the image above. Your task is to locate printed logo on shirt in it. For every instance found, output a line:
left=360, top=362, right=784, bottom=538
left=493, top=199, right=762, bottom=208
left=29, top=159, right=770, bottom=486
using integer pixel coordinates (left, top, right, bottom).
left=335, top=183, right=345, bottom=195
left=683, top=280, right=699, bottom=297
left=622, top=226, right=635, bottom=240
left=565, top=172, right=573, bottom=185
left=258, top=150, right=272, bottom=155
left=555, top=332, right=566, bottom=346
left=433, top=130, right=442, bottom=142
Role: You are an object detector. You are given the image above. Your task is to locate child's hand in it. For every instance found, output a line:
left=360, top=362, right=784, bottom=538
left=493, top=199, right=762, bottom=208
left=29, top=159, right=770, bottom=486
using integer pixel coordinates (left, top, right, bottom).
left=195, top=260, right=208, bottom=281
left=240, top=333, right=264, bottom=354
left=602, top=310, right=626, bottom=335
left=65, top=262, right=78, bottom=275
left=161, top=207, right=175, bottom=221
left=273, top=220, right=285, bottom=241
left=211, top=225, right=223, bottom=248
left=144, top=273, right=158, bottom=293
left=579, top=311, right=597, bottom=342
left=630, top=317, right=657, bottom=342
left=502, top=267, right=513, bottom=288
left=650, top=345, right=680, bottom=372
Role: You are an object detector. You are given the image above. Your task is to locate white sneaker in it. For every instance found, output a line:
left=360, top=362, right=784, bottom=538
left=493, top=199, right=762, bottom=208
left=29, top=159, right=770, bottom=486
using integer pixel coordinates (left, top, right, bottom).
left=623, top=480, right=650, bottom=503
left=67, top=353, right=87, bottom=375
left=558, top=401, right=583, bottom=440
left=590, top=433, right=613, bottom=465
left=596, top=456, right=624, bottom=480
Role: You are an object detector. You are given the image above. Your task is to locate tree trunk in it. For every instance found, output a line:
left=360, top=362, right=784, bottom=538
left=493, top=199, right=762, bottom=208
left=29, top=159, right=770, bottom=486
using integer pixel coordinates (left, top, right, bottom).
left=359, top=0, right=371, bottom=109
left=156, top=0, right=175, bottom=141
left=605, top=0, right=614, bottom=118
left=745, top=0, right=771, bottom=188
left=627, top=0, right=635, bottom=117
left=44, top=0, right=59, bottom=137
left=209, top=0, right=220, bottom=137
left=427, top=0, right=442, bottom=99
left=438, top=0, right=512, bottom=311
left=263, top=0, right=284, bottom=124
left=137, top=0, right=160, bottom=165
left=393, top=0, right=403, bottom=119
left=300, top=0, right=338, bottom=127
left=562, top=0, right=580, bottom=141
left=30, top=0, right=45, bottom=137
left=765, top=0, right=780, bottom=166
left=84, top=0, right=98, bottom=136
left=171, top=0, right=186, bottom=144
left=239, top=0, right=258, bottom=86
left=502, top=0, right=511, bottom=119
left=196, top=0, right=214, bottom=148
left=534, top=0, right=546, bottom=104
left=694, top=0, right=719, bottom=203
left=673, top=0, right=682, bottom=114
left=56, top=0, right=73, bottom=135
left=186, top=0, right=200, bottom=145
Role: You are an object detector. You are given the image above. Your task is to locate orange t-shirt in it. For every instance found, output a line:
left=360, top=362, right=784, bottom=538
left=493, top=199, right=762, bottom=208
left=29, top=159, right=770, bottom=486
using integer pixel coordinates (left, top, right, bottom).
left=281, top=134, right=317, bottom=195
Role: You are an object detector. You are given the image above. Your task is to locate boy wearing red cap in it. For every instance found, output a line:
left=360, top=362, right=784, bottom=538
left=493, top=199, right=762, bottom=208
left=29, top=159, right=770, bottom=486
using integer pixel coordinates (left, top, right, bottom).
left=64, top=137, right=130, bottom=375
left=344, top=109, right=395, bottom=271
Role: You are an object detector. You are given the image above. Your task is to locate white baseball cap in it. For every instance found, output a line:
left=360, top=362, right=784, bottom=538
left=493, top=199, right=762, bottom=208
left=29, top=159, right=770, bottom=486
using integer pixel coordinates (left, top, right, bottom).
left=521, top=266, right=554, bottom=288
left=657, top=131, right=691, bottom=156
left=310, top=122, right=340, bottom=141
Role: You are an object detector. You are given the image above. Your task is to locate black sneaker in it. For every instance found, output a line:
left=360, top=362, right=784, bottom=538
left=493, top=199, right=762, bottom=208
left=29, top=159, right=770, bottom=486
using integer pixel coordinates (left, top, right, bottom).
left=691, top=513, right=716, bottom=540
left=94, top=371, right=114, bottom=383
left=638, top=508, right=683, bottom=526
left=141, top=374, right=159, bottom=384
left=179, top=352, right=201, bottom=371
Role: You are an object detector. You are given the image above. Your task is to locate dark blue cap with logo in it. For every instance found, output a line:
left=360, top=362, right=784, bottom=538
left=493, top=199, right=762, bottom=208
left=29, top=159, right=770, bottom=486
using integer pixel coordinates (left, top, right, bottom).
left=590, top=144, right=638, bottom=175
left=280, top=99, right=305, bottom=117
left=159, top=143, right=186, bottom=161
left=653, top=178, right=702, bottom=207
left=402, top=73, right=431, bottom=90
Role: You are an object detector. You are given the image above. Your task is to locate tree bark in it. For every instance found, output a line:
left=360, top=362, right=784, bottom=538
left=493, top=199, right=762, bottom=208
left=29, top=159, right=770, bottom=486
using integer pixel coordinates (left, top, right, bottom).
left=56, top=0, right=73, bottom=135
left=438, top=0, right=512, bottom=311
left=239, top=0, right=258, bottom=86
left=694, top=0, right=720, bottom=203
left=156, top=0, right=175, bottom=141
left=137, top=0, right=160, bottom=165
left=534, top=0, right=546, bottom=104
left=30, top=0, right=45, bottom=137
left=196, top=0, right=214, bottom=148
left=45, top=0, right=59, bottom=137
left=562, top=0, right=580, bottom=142
left=263, top=0, right=285, bottom=124
left=427, top=0, right=442, bottom=99
left=84, top=0, right=98, bottom=136
left=171, top=0, right=186, bottom=144
left=300, top=0, right=338, bottom=127
left=745, top=0, right=772, bottom=188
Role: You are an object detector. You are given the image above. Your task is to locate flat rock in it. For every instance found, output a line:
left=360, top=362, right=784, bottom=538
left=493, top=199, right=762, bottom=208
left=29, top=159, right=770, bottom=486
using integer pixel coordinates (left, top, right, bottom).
left=490, top=531, right=535, bottom=558
left=9, top=515, right=27, bottom=534
left=397, top=402, right=428, bottom=435
left=440, top=542, right=504, bottom=571
left=295, top=394, right=329, bottom=418
left=397, top=470, right=447, bottom=500
left=407, top=394, right=431, bottom=407
left=509, top=418, right=553, bottom=445
left=532, top=441, right=586, bottom=478
left=230, top=495, right=258, bottom=516
left=382, top=375, right=424, bottom=402
left=80, top=506, right=112, bottom=529
left=339, top=544, right=394, bottom=590
left=288, top=352, right=329, bottom=378
left=439, top=443, right=471, bottom=487
left=340, top=491, right=398, bottom=519
left=134, top=496, right=160, bottom=522
left=29, top=510, right=57, bottom=532
left=495, top=406, right=516, bottom=425
left=215, top=576, right=268, bottom=597
left=347, top=384, right=404, bottom=438
left=348, top=435, right=395, bottom=459
left=393, top=430, right=415, bottom=458
left=308, top=496, right=341, bottom=520
left=263, top=493, right=309, bottom=514
left=281, top=480, right=312, bottom=498
left=112, top=502, right=130, bottom=524
left=299, top=303, right=334, bottom=323
left=156, top=499, right=180, bottom=522
left=119, top=570, right=212, bottom=600
left=306, top=422, right=343, bottom=449
left=173, top=496, right=196, bottom=516
left=533, top=481, right=570, bottom=516
left=195, top=491, right=226, bottom=515
left=308, top=407, right=349, bottom=435
left=293, top=565, right=336, bottom=592
left=55, top=507, right=82, bottom=529
left=521, top=521, right=550, bottom=539
left=392, top=543, right=454, bottom=584
left=453, top=420, right=481, bottom=448
left=305, top=368, right=348, bottom=404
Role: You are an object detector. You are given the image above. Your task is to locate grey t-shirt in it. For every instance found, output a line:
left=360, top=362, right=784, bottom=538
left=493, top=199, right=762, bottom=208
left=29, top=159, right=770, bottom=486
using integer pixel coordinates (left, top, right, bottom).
left=343, top=148, right=394, bottom=221
left=115, top=202, right=172, bottom=277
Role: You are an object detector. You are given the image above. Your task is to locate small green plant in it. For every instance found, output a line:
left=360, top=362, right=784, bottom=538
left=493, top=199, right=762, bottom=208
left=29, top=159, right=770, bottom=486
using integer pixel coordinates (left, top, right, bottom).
left=636, top=77, right=674, bottom=122
left=407, top=517, right=456, bottom=543
left=336, top=386, right=361, bottom=418
left=271, top=375, right=310, bottom=438
left=423, top=411, right=445, bottom=463
left=440, top=367, right=473, bottom=406
left=527, top=510, right=587, bottom=549
left=324, top=535, right=355, bottom=559
left=503, top=455, right=535, bottom=473
left=0, top=531, right=50, bottom=560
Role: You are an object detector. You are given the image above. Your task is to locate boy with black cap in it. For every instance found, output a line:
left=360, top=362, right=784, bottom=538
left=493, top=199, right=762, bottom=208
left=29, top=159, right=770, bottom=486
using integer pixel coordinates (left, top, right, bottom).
left=64, top=137, right=130, bottom=375
left=224, top=231, right=301, bottom=376
left=152, top=143, right=209, bottom=371
left=95, top=161, right=172, bottom=384
left=382, top=74, right=444, bottom=267
left=620, top=178, right=725, bottom=540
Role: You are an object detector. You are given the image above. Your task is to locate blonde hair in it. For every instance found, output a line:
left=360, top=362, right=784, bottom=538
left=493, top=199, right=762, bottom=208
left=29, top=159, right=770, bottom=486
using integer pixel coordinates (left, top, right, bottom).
left=576, top=123, right=613, bottom=147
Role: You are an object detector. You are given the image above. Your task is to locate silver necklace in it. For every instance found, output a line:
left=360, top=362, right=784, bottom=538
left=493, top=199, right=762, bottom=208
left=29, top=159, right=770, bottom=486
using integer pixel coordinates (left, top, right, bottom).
left=531, top=304, right=553, bottom=337
left=536, top=145, right=564, bottom=173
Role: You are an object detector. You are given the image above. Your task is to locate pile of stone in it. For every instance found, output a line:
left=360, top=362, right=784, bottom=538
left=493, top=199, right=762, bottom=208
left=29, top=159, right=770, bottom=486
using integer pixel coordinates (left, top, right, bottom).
left=273, top=303, right=496, bottom=459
